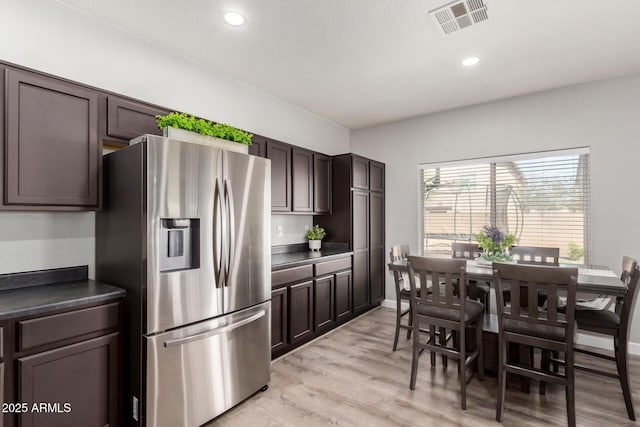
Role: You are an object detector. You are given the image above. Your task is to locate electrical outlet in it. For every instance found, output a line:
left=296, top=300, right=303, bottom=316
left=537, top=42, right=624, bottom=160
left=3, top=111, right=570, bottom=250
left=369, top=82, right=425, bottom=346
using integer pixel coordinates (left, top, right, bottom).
left=276, top=225, right=284, bottom=237
left=304, top=225, right=310, bottom=232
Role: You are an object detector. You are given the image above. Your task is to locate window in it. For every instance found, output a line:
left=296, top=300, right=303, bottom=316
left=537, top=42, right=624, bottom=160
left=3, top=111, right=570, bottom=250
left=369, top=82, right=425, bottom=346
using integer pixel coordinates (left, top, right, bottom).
left=418, top=148, right=590, bottom=263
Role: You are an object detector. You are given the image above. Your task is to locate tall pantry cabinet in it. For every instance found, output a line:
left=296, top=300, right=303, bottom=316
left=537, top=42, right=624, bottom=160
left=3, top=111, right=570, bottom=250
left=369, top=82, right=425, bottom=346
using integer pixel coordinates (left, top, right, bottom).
left=315, top=154, right=385, bottom=313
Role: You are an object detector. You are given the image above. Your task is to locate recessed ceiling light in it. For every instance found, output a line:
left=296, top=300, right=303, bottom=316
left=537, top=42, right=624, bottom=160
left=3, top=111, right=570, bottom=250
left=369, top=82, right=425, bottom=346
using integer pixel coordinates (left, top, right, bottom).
left=222, top=10, right=246, bottom=26
left=461, top=56, right=480, bottom=67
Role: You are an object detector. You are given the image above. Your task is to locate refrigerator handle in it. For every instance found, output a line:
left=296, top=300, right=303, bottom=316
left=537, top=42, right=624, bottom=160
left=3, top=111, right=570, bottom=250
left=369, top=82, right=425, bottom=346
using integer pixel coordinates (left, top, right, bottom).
left=163, top=310, right=265, bottom=348
left=224, top=179, right=236, bottom=288
left=213, top=178, right=224, bottom=288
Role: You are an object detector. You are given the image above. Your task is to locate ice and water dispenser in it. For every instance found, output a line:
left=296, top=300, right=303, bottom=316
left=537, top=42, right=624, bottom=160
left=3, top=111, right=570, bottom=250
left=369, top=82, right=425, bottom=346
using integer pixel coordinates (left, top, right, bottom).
left=159, top=219, right=200, bottom=272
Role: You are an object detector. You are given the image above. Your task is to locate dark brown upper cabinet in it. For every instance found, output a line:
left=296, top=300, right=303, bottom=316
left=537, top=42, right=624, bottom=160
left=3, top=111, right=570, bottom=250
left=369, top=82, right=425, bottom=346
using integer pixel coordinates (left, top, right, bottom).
left=352, top=155, right=369, bottom=190
left=248, top=134, right=267, bottom=158
left=369, top=161, right=385, bottom=193
left=267, top=140, right=292, bottom=212
left=313, top=153, right=332, bottom=214
left=292, top=147, right=313, bottom=213
left=102, top=95, right=168, bottom=146
left=3, top=68, right=100, bottom=210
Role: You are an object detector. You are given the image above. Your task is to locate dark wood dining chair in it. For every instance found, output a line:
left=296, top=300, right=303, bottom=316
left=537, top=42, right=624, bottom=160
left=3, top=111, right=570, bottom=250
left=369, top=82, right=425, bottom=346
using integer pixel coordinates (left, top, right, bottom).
left=493, top=262, right=578, bottom=427
left=452, top=242, right=491, bottom=313
left=390, top=244, right=412, bottom=351
left=507, top=246, right=560, bottom=308
left=572, top=256, right=640, bottom=420
left=511, top=246, right=560, bottom=265
left=406, top=256, right=484, bottom=410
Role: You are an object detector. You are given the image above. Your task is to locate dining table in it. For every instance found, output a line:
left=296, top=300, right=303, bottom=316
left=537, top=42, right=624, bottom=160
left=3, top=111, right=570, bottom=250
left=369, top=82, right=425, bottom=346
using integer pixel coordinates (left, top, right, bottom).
left=387, top=258, right=626, bottom=297
left=388, top=256, right=626, bottom=390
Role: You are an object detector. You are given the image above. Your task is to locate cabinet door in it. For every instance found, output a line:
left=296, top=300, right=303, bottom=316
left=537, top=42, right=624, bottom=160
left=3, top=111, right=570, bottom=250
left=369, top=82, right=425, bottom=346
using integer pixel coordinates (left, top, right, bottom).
left=107, top=95, right=168, bottom=141
left=289, top=281, right=314, bottom=344
left=313, top=153, right=332, bottom=214
left=351, top=156, right=369, bottom=190
left=352, top=190, right=370, bottom=312
left=334, top=270, right=352, bottom=321
left=248, top=134, right=267, bottom=158
left=4, top=68, right=99, bottom=207
left=370, top=192, right=385, bottom=305
left=314, top=276, right=334, bottom=332
left=271, top=287, right=288, bottom=353
left=369, top=161, right=385, bottom=193
left=18, top=333, right=119, bottom=427
left=266, top=140, right=292, bottom=212
left=292, top=148, right=313, bottom=212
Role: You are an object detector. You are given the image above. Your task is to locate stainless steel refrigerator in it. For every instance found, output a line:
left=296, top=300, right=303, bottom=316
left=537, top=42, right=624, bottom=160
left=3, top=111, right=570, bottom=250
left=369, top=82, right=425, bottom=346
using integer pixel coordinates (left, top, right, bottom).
left=96, top=135, right=271, bottom=427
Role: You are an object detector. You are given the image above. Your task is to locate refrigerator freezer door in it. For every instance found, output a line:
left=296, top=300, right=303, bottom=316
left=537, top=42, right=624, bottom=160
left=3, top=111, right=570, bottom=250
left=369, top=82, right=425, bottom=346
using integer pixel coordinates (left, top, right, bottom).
left=146, top=136, right=224, bottom=334
left=145, top=301, right=271, bottom=427
left=223, top=150, right=271, bottom=314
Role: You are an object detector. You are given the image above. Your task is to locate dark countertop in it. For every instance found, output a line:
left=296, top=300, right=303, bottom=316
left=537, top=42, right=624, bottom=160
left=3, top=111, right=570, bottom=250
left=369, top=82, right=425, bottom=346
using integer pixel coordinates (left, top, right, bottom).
left=0, top=266, right=125, bottom=321
left=272, top=243, right=352, bottom=271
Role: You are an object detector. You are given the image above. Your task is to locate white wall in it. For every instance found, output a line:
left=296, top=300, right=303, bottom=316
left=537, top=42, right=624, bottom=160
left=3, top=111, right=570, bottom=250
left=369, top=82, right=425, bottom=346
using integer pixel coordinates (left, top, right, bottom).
left=0, top=0, right=349, bottom=279
left=272, top=215, right=313, bottom=246
left=351, top=72, right=640, bottom=342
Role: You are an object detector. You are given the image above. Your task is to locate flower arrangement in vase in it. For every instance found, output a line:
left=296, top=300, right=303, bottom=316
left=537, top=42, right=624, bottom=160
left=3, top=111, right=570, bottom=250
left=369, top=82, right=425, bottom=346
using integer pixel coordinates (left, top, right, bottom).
left=474, top=225, right=516, bottom=263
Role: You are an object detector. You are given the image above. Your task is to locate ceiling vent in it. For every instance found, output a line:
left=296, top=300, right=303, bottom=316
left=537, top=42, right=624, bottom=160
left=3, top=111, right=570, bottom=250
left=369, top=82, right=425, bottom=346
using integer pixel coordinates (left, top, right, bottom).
left=429, top=0, right=488, bottom=35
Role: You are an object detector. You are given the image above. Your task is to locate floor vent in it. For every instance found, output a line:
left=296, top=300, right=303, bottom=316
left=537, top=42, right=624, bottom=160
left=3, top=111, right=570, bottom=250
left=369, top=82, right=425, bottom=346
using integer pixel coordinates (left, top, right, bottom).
left=429, top=0, right=488, bottom=35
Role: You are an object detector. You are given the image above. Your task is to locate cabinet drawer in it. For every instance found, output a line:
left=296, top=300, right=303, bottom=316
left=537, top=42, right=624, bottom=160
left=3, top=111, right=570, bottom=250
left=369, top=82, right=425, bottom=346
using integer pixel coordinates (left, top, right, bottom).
left=314, top=257, right=352, bottom=277
left=271, top=265, right=313, bottom=287
left=17, top=302, right=120, bottom=352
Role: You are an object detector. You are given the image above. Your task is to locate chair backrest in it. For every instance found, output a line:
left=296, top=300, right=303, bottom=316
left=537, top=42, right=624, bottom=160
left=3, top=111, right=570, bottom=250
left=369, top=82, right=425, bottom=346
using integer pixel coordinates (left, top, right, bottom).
left=511, top=246, right=560, bottom=266
left=390, top=244, right=410, bottom=262
left=493, top=263, right=578, bottom=344
left=452, top=242, right=482, bottom=260
left=406, top=256, right=467, bottom=323
left=390, top=245, right=411, bottom=297
left=619, top=256, right=640, bottom=343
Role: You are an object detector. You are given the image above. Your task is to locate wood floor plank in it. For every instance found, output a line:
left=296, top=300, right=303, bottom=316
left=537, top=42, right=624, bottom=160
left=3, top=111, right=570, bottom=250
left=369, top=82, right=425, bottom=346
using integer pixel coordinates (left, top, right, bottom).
left=212, top=307, right=638, bottom=426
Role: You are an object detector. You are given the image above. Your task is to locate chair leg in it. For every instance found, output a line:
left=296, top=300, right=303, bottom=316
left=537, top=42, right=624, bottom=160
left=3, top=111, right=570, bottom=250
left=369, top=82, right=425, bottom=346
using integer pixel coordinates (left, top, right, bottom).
left=439, top=327, right=448, bottom=368
left=496, top=336, right=507, bottom=422
left=393, top=298, right=402, bottom=351
left=565, top=350, right=576, bottom=427
left=616, top=335, right=636, bottom=420
left=540, top=350, right=550, bottom=395
left=410, top=321, right=420, bottom=390
left=430, top=326, right=436, bottom=367
left=460, top=326, right=467, bottom=410
left=406, top=305, right=413, bottom=339
left=476, top=319, right=484, bottom=381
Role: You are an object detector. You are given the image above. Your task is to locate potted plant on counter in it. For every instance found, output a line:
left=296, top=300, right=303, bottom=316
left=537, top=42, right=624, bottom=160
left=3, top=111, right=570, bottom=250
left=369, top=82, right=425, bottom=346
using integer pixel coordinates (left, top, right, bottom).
left=156, top=112, right=253, bottom=154
left=306, top=225, right=326, bottom=251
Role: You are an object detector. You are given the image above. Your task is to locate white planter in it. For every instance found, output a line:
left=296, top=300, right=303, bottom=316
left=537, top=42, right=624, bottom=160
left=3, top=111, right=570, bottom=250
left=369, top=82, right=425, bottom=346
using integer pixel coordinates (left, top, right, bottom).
left=162, top=127, right=249, bottom=154
left=308, top=240, right=322, bottom=251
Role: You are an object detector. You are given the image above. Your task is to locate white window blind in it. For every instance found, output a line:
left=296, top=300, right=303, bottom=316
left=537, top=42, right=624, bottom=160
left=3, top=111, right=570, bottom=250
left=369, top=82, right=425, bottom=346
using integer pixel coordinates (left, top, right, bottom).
left=418, top=148, right=590, bottom=263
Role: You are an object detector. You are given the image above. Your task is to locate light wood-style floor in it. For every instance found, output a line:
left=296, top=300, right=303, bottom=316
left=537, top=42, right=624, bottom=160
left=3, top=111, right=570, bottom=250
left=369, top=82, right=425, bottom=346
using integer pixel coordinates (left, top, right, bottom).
left=213, top=307, right=638, bottom=426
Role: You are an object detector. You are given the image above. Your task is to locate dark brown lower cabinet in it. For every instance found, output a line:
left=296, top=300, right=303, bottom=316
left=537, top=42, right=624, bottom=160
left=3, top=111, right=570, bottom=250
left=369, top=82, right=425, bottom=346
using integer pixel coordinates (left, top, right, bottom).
left=271, top=256, right=353, bottom=359
left=289, top=281, right=314, bottom=345
left=270, top=287, right=288, bottom=353
left=314, top=276, right=334, bottom=332
left=334, top=270, right=352, bottom=321
left=1, top=300, right=122, bottom=427
left=18, top=333, right=119, bottom=427
left=352, top=251, right=369, bottom=313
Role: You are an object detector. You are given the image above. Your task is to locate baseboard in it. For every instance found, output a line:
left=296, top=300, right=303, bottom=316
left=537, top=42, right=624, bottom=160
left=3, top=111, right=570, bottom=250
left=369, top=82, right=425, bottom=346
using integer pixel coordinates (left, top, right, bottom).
left=381, top=299, right=409, bottom=310
left=382, top=298, right=640, bottom=355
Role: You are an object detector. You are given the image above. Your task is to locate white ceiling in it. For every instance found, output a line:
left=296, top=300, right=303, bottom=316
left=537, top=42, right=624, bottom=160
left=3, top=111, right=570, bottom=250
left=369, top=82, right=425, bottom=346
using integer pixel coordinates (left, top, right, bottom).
left=60, top=0, right=640, bottom=129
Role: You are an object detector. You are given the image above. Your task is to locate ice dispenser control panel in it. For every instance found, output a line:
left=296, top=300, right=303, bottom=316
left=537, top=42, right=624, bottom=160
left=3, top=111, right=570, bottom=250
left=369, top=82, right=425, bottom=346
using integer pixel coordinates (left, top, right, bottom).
left=159, top=219, right=200, bottom=272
